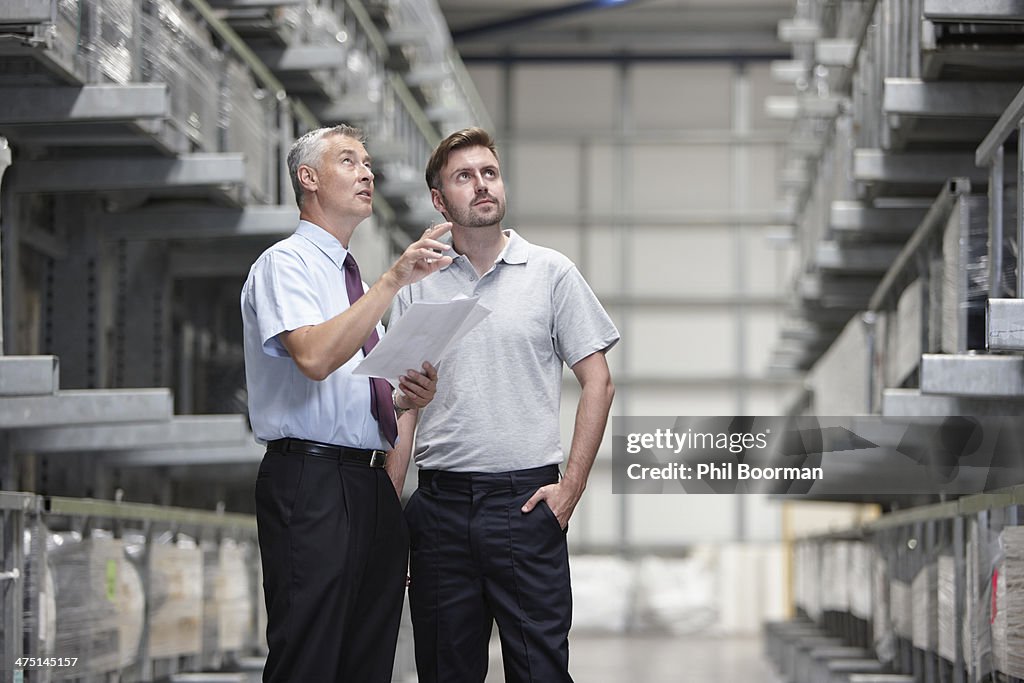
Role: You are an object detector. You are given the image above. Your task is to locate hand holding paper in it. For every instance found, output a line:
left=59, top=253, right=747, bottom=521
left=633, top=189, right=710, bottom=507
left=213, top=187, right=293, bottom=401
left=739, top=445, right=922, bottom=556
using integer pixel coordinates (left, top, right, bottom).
left=353, top=297, right=491, bottom=387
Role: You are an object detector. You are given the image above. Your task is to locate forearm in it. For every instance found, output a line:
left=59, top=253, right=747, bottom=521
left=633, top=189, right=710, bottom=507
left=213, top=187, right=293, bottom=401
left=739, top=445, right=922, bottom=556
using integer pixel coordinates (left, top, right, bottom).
left=285, top=271, right=402, bottom=380
left=386, top=408, right=418, bottom=495
left=562, top=376, right=614, bottom=494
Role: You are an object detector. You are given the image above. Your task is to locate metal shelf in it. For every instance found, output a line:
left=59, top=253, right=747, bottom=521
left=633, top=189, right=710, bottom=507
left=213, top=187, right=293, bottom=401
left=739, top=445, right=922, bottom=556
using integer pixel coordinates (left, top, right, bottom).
left=0, top=356, right=58, bottom=397
left=11, top=415, right=251, bottom=454
left=0, top=389, right=173, bottom=429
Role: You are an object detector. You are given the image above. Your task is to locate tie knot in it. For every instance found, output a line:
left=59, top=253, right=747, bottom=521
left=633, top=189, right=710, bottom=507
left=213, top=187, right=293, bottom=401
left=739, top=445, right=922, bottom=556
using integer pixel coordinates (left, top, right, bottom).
left=344, top=252, right=357, bottom=270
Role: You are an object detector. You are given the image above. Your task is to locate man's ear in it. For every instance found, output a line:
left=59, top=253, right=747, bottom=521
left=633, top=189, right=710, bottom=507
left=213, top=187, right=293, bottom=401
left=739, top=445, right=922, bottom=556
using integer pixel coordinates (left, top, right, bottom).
left=430, top=188, right=448, bottom=219
left=297, top=165, right=318, bottom=194
left=432, top=188, right=448, bottom=215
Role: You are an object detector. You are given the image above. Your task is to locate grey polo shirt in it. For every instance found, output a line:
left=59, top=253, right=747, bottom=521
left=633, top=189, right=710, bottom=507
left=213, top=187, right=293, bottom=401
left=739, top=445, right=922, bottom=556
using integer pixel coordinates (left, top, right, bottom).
left=391, top=229, right=619, bottom=472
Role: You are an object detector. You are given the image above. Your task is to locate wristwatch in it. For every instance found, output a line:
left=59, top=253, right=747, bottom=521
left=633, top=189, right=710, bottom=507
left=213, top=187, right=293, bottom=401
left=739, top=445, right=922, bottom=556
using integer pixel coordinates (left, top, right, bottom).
left=393, top=388, right=413, bottom=416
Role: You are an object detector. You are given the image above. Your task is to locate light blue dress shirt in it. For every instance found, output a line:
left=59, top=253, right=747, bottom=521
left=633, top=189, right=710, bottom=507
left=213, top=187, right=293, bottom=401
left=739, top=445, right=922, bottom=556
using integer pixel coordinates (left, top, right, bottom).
left=241, top=220, right=388, bottom=450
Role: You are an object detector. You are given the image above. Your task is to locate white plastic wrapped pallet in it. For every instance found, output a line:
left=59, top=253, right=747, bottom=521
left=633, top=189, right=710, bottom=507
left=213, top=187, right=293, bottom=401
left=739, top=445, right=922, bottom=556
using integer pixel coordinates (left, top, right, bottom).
left=141, top=0, right=220, bottom=151
left=217, top=540, right=253, bottom=651
left=568, top=555, right=635, bottom=634
left=993, top=526, right=1024, bottom=677
left=937, top=554, right=956, bottom=663
left=889, top=579, right=912, bottom=640
left=873, top=556, right=895, bottom=663
left=911, top=562, right=938, bottom=651
left=848, top=542, right=873, bottom=621
left=147, top=538, right=204, bottom=659
left=47, top=533, right=145, bottom=677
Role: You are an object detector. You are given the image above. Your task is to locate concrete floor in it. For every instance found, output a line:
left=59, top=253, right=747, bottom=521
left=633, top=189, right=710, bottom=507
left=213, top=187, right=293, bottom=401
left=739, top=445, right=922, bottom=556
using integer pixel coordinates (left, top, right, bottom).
left=237, top=633, right=784, bottom=682
left=483, top=634, right=784, bottom=683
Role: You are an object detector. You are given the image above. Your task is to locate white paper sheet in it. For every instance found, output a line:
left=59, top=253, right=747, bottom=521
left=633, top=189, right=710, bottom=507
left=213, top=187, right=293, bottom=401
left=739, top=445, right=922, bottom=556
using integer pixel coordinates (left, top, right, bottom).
left=353, top=297, right=491, bottom=386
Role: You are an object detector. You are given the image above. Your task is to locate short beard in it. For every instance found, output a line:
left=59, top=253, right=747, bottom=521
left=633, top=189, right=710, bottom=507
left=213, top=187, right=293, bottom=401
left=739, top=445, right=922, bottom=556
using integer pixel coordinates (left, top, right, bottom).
left=441, top=190, right=505, bottom=228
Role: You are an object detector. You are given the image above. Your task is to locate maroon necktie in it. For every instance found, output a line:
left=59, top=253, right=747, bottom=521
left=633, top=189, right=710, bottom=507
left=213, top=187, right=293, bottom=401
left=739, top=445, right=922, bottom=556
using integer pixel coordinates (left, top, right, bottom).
left=343, top=253, right=399, bottom=448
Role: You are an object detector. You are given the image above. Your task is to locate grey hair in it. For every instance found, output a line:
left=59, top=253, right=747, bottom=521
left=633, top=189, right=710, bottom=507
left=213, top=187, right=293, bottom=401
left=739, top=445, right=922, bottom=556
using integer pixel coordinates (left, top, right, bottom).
left=286, top=124, right=366, bottom=209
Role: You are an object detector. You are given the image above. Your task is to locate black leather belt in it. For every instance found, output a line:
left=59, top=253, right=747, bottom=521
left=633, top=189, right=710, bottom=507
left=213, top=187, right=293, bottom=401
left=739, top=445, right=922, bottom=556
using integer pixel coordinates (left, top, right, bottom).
left=267, top=438, right=387, bottom=468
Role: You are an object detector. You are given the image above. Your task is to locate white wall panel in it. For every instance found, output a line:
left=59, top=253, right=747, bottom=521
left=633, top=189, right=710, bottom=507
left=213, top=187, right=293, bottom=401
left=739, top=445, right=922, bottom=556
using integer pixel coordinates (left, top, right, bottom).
left=571, top=469, right=619, bottom=547
left=628, top=496, right=737, bottom=544
left=631, top=64, right=733, bottom=130
left=629, top=310, right=735, bottom=376
left=629, top=145, right=731, bottom=212
left=743, top=309, right=781, bottom=376
left=741, top=494, right=784, bottom=541
left=466, top=63, right=505, bottom=130
left=747, top=144, right=782, bottom=211
left=629, top=227, right=734, bottom=296
left=743, top=385, right=804, bottom=415
left=626, top=387, right=738, bottom=416
left=513, top=224, right=582, bottom=265
left=508, top=143, right=580, bottom=213
left=584, top=226, right=626, bottom=296
left=586, top=144, right=617, bottom=215
left=512, top=65, right=618, bottom=130
left=743, top=226, right=794, bottom=297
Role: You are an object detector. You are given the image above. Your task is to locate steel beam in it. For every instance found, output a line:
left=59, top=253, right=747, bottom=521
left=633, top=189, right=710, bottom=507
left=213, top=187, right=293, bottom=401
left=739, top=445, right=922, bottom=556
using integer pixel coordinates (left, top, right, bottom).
left=924, top=0, right=1024, bottom=22
left=169, top=249, right=267, bottom=278
left=11, top=415, right=250, bottom=453
left=0, top=356, right=58, bottom=396
left=977, top=85, right=1024, bottom=166
left=377, top=177, right=423, bottom=199
left=0, top=389, right=172, bottom=428
left=884, top=79, right=1020, bottom=118
left=882, top=388, right=1024, bottom=417
left=311, top=95, right=379, bottom=122
left=815, top=39, right=856, bottom=68
left=254, top=46, right=346, bottom=71
left=816, top=242, right=901, bottom=274
left=0, top=85, right=168, bottom=124
left=987, top=299, right=1024, bottom=351
left=854, top=150, right=992, bottom=185
left=103, top=442, right=264, bottom=467
left=920, top=354, right=1024, bottom=398
left=765, top=95, right=843, bottom=120
left=9, top=154, right=246, bottom=193
left=778, top=19, right=821, bottom=43
left=830, top=201, right=928, bottom=236
left=0, top=1, right=52, bottom=22
left=45, top=496, right=256, bottom=529
left=207, top=0, right=302, bottom=5
left=103, top=206, right=298, bottom=240
left=770, top=60, right=808, bottom=84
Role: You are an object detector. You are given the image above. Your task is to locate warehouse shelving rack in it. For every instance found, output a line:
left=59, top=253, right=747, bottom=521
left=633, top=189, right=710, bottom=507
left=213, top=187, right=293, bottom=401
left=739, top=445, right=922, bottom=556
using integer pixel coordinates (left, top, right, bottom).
left=2, top=492, right=263, bottom=680
left=769, top=0, right=1024, bottom=680
left=0, top=0, right=489, bottom=679
left=769, top=484, right=1024, bottom=683
left=769, top=0, right=1024, bottom=375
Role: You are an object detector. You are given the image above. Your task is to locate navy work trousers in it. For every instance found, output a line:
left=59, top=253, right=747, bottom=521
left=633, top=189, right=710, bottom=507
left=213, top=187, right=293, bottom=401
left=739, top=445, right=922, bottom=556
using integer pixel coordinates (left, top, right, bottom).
left=255, top=449, right=408, bottom=682
left=405, top=464, right=574, bottom=683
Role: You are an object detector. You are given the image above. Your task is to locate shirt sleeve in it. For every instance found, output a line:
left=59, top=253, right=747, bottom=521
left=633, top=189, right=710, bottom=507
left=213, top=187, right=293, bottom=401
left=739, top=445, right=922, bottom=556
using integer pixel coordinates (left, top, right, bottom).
left=551, top=265, right=620, bottom=367
left=250, top=250, right=327, bottom=357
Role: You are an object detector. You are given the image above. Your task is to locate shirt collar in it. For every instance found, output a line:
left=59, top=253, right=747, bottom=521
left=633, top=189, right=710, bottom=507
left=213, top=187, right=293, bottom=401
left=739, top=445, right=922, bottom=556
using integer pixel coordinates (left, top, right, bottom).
left=295, top=220, right=348, bottom=270
left=441, top=228, right=529, bottom=271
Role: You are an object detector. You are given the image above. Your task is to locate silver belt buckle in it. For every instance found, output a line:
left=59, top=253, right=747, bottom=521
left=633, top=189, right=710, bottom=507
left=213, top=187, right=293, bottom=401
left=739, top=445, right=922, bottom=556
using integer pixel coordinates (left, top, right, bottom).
left=369, top=450, right=387, bottom=468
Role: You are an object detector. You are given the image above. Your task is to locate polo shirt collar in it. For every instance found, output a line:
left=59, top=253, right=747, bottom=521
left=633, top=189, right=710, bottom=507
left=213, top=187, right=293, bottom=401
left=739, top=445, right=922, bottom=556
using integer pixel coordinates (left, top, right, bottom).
left=295, top=220, right=348, bottom=270
left=498, top=229, right=529, bottom=265
left=441, top=228, right=529, bottom=271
